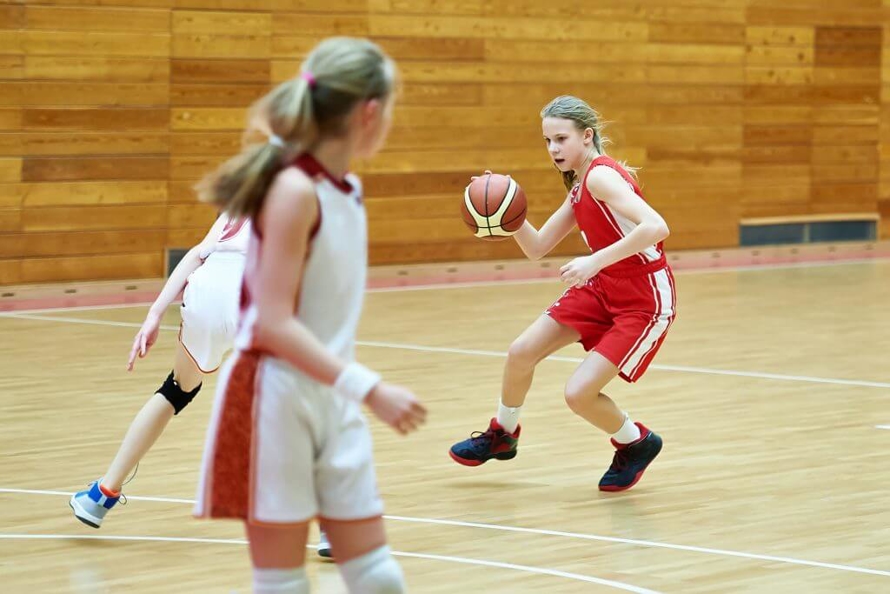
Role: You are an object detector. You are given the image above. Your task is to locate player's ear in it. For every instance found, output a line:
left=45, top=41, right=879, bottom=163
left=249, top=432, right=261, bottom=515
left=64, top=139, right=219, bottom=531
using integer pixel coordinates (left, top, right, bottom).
left=361, top=98, right=382, bottom=127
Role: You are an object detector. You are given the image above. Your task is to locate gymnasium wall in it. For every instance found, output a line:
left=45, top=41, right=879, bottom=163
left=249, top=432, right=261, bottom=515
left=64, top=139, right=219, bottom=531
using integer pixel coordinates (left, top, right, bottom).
left=0, top=0, right=888, bottom=284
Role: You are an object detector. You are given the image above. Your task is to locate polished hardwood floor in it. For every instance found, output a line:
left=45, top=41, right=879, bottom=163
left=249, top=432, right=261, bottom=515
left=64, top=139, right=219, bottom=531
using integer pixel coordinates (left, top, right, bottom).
left=1, top=260, right=889, bottom=593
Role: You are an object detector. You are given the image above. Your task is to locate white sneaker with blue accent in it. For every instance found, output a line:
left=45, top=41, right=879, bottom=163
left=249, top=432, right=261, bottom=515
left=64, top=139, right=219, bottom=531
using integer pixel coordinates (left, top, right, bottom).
left=317, top=530, right=332, bottom=559
left=69, top=480, right=121, bottom=528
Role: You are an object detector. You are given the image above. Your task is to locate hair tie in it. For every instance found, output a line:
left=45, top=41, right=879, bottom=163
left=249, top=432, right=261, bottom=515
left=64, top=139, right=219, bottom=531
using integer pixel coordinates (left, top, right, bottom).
left=268, top=134, right=285, bottom=149
left=301, top=70, right=316, bottom=88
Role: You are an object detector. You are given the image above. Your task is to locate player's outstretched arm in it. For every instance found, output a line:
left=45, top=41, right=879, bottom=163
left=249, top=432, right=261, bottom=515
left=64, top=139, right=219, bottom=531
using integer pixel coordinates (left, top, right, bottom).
left=127, top=215, right=229, bottom=370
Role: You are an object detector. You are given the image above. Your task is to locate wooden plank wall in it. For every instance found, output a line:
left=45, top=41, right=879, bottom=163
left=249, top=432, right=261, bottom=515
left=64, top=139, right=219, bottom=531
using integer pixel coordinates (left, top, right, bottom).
left=0, top=0, right=887, bottom=284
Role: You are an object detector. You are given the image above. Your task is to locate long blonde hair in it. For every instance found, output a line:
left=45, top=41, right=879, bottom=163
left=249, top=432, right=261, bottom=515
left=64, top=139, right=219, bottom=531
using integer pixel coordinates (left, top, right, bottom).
left=198, top=37, right=395, bottom=219
left=541, top=95, right=634, bottom=191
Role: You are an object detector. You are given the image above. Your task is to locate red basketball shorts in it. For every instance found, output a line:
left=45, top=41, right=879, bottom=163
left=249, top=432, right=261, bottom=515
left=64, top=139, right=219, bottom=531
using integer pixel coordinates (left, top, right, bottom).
left=546, top=265, right=676, bottom=382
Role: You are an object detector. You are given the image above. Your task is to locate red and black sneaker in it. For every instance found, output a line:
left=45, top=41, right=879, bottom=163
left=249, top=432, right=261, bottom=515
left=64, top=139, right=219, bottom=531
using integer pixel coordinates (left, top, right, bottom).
left=449, top=418, right=520, bottom=467
left=598, top=422, right=662, bottom=492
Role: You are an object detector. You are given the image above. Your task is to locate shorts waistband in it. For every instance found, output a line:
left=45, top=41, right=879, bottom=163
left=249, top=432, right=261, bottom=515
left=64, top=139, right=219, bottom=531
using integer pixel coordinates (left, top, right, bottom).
left=599, top=256, right=668, bottom=278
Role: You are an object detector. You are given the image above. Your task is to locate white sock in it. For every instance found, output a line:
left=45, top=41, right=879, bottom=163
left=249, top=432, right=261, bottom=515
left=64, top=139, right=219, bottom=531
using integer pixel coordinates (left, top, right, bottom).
left=496, top=402, right=522, bottom=434
left=611, top=414, right=641, bottom=444
left=252, top=567, right=309, bottom=594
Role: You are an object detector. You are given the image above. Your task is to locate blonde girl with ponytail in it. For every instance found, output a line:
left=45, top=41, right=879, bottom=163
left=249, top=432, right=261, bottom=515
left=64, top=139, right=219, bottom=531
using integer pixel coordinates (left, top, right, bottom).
left=194, top=37, right=426, bottom=594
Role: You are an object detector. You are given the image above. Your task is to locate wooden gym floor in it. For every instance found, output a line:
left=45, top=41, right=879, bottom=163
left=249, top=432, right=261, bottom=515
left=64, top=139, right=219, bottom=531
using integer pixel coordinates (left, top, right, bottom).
left=1, top=259, right=889, bottom=593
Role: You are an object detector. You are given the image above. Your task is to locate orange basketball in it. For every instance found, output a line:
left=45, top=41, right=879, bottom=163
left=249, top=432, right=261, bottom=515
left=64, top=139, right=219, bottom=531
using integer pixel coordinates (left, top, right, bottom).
left=460, top=173, right=527, bottom=242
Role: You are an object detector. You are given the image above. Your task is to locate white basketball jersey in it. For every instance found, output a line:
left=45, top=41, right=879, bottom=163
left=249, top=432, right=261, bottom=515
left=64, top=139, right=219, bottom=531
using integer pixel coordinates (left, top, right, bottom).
left=237, top=154, right=367, bottom=362
left=200, top=215, right=251, bottom=260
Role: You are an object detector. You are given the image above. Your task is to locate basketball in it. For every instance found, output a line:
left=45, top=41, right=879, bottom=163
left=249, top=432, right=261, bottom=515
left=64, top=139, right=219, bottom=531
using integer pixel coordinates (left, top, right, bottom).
left=460, top=173, right=527, bottom=241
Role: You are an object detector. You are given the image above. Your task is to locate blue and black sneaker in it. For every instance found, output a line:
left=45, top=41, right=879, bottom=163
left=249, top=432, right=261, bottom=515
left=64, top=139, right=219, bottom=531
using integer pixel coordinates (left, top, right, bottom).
left=449, top=418, right=520, bottom=467
left=598, top=423, right=662, bottom=492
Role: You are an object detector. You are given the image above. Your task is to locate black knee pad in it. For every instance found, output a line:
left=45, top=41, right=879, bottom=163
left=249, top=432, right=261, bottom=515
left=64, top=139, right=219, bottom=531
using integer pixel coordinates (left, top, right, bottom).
left=158, top=371, right=202, bottom=415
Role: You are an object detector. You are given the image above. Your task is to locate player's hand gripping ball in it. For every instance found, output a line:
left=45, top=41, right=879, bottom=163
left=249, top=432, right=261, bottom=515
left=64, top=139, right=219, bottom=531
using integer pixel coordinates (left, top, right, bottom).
left=460, top=172, right=527, bottom=241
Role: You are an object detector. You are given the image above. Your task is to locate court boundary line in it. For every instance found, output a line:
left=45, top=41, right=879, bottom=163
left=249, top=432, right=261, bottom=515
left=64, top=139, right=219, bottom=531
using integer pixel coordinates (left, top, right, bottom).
left=0, top=488, right=886, bottom=579
left=3, top=312, right=889, bottom=389
left=0, top=533, right=660, bottom=593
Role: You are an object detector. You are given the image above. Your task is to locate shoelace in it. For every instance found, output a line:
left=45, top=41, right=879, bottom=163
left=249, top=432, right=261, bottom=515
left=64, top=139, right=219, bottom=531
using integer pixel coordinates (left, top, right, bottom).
left=608, top=449, right=629, bottom=472
left=117, top=462, right=139, bottom=506
left=467, top=429, right=498, bottom=453
left=89, top=463, right=138, bottom=506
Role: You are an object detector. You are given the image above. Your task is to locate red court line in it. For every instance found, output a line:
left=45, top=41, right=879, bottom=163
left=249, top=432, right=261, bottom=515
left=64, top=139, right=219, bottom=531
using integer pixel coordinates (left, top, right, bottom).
left=2, top=244, right=889, bottom=312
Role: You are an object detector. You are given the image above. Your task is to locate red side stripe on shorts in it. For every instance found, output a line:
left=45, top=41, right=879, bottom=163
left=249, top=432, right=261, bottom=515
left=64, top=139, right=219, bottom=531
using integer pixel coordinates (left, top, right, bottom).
left=208, top=351, right=261, bottom=519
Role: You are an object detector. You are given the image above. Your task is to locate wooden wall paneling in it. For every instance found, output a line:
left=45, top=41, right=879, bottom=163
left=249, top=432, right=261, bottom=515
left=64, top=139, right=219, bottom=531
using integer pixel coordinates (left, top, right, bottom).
left=167, top=227, right=208, bottom=247
left=22, top=157, right=170, bottom=183
left=20, top=181, right=168, bottom=207
left=22, top=133, right=169, bottom=157
left=167, top=203, right=218, bottom=230
left=272, top=14, right=369, bottom=37
left=170, top=107, right=246, bottom=131
left=25, top=6, right=170, bottom=33
left=1, top=0, right=889, bottom=281
left=170, top=132, right=241, bottom=156
left=20, top=205, right=168, bottom=232
left=169, top=155, right=220, bottom=181
left=170, top=59, right=270, bottom=83
left=23, top=32, right=171, bottom=58
left=274, top=0, right=367, bottom=12
left=21, top=82, right=170, bottom=107
left=0, top=113, right=18, bottom=270
left=0, top=208, right=21, bottom=233
left=22, top=108, right=169, bottom=132
left=18, top=252, right=162, bottom=283
left=0, top=259, right=22, bottom=284
left=0, top=30, right=22, bottom=55
left=368, top=14, right=647, bottom=42
left=21, top=230, right=168, bottom=258
left=24, top=56, right=170, bottom=83
left=0, top=159, right=22, bottom=184
left=169, top=84, right=266, bottom=108
left=0, top=233, right=25, bottom=259
left=0, top=55, right=23, bottom=79
left=649, top=22, right=746, bottom=45
left=747, top=6, right=884, bottom=27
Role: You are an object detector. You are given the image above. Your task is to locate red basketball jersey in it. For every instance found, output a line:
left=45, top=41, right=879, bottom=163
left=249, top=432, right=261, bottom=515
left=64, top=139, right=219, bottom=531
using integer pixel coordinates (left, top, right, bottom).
left=570, top=155, right=666, bottom=275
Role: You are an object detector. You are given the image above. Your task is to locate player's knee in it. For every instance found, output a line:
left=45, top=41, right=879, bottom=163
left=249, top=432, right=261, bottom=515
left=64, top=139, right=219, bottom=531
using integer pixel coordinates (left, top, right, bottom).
left=564, top=379, right=595, bottom=413
left=339, top=546, right=405, bottom=594
left=506, top=337, right=539, bottom=370
left=157, top=371, right=202, bottom=415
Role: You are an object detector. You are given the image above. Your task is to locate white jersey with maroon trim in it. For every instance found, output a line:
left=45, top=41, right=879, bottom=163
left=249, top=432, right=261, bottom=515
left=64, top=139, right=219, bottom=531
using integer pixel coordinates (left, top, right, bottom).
left=194, top=154, right=383, bottom=524
left=236, top=153, right=366, bottom=363
left=199, top=215, right=251, bottom=260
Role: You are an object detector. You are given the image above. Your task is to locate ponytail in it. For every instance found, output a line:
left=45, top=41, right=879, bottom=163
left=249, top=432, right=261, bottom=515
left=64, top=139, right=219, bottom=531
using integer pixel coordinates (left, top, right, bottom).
left=197, top=37, right=395, bottom=218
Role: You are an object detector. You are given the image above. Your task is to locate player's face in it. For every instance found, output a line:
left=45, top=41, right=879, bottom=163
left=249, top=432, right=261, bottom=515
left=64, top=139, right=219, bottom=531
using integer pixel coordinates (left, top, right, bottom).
left=542, top=117, right=589, bottom=173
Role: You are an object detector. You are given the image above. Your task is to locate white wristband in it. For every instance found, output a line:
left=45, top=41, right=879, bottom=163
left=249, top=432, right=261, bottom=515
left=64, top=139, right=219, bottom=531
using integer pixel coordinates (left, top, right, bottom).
left=334, top=362, right=381, bottom=403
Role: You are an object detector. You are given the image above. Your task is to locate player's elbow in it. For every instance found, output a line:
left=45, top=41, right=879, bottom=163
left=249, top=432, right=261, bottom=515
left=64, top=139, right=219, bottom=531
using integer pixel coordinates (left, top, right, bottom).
left=652, top=221, right=670, bottom=243
left=526, top=247, right=544, bottom=261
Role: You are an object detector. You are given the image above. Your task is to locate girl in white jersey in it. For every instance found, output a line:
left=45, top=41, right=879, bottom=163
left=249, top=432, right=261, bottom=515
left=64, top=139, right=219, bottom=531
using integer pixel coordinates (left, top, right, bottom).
left=193, top=37, right=425, bottom=594
left=68, top=214, right=249, bottom=528
left=69, top=213, right=334, bottom=556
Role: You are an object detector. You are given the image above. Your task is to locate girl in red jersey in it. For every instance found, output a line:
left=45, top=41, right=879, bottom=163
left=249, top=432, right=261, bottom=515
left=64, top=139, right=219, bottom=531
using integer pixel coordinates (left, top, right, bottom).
left=450, top=95, right=676, bottom=491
